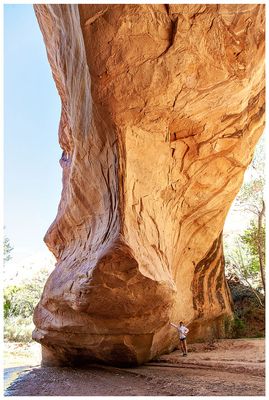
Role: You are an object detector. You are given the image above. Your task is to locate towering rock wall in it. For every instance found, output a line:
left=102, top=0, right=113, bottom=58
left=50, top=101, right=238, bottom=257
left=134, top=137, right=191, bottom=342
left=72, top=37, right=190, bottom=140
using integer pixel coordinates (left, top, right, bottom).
left=33, top=4, right=265, bottom=366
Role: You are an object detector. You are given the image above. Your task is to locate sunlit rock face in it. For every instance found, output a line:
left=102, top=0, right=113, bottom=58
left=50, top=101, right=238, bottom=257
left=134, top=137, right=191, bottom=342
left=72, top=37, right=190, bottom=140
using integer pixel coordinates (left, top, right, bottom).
left=33, top=4, right=265, bottom=366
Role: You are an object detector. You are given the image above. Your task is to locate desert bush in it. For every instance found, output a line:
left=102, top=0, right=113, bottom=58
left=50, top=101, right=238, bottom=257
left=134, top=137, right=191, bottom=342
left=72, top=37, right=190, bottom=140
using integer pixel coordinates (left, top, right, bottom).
left=4, top=268, right=50, bottom=342
left=4, top=316, right=35, bottom=342
left=4, top=284, right=38, bottom=319
left=231, top=316, right=246, bottom=338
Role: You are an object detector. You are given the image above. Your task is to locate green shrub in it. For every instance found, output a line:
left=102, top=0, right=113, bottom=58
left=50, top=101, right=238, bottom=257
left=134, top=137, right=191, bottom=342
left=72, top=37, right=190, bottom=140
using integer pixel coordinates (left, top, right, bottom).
left=4, top=316, right=34, bottom=342
left=4, top=285, right=38, bottom=318
left=231, top=316, right=246, bottom=338
left=4, top=268, right=49, bottom=318
left=3, top=268, right=50, bottom=342
left=4, top=286, right=20, bottom=318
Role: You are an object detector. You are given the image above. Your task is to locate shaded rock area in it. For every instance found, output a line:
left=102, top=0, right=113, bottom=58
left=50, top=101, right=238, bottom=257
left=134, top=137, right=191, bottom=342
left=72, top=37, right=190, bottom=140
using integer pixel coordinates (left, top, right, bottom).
left=228, top=279, right=265, bottom=338
left=32, top=4, right=265, bottom=366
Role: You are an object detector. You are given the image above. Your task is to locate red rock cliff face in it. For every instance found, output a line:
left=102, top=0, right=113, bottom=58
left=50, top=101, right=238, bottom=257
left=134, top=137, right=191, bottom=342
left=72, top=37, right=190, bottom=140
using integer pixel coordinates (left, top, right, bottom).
left=33, top=4, right=265, bottom=366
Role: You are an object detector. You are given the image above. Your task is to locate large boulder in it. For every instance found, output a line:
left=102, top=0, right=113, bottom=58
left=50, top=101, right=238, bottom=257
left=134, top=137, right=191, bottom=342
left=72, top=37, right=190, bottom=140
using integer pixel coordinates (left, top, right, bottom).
left=228, top=277, right=265, bottom=338
left=33, top=4, right=265, bottom=366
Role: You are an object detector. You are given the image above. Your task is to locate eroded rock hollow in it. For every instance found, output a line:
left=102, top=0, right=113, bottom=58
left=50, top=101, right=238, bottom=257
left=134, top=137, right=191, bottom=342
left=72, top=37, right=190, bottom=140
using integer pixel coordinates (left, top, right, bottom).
left=33, top=4, right=265, bottom=366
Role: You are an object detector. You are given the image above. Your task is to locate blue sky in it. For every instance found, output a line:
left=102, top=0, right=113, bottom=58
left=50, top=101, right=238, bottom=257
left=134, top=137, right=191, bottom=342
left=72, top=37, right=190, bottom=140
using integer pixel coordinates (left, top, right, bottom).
left=4, top=4, right=61, bottom=259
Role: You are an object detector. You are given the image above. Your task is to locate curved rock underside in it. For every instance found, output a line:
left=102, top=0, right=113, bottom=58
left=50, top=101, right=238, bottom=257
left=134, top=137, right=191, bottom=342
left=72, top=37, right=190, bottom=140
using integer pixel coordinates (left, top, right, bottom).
left=33, top=4, right=265, bottom=366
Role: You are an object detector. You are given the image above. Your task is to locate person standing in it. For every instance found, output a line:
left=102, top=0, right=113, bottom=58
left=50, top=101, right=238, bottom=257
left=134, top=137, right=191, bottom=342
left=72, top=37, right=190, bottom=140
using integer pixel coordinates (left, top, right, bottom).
left=170, top=321, right=189, bottom=356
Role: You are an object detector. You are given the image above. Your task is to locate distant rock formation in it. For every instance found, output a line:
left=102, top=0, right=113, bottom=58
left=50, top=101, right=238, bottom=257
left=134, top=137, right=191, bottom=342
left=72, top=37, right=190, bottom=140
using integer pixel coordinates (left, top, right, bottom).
left=33, top=4, right=265, bottom=366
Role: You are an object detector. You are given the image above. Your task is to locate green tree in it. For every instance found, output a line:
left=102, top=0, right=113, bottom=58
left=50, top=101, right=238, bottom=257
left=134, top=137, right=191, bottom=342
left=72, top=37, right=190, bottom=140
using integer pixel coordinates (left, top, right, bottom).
left=225, top=236, right=264, bottom=307
left=4, top=267, right=51, bottom=342
left=4, top=268, right=49, bottom=319
left=240, top=220, right=265, bottom=277
left=234, top=136, right=265, bottom=293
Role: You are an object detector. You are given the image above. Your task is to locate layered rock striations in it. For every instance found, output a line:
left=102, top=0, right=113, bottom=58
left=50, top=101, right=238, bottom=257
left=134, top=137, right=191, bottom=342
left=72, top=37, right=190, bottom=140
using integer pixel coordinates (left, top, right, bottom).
left=33, top=4, right=265, bottom=366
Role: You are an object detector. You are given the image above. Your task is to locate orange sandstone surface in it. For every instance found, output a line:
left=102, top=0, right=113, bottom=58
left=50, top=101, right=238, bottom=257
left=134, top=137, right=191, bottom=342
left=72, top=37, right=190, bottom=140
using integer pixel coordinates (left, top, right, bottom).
left=32, top=4, right=265, bottom=366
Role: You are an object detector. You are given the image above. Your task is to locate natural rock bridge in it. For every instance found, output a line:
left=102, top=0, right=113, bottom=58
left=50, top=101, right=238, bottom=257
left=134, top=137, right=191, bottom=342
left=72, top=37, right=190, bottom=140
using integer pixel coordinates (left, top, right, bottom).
left=33, top=4, right=265, bottom=366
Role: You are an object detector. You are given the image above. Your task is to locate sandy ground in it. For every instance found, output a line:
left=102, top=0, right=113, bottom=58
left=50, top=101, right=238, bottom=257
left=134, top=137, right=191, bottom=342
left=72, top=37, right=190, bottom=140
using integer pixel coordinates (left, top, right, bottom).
left=4, top=338, right=265, bottom=396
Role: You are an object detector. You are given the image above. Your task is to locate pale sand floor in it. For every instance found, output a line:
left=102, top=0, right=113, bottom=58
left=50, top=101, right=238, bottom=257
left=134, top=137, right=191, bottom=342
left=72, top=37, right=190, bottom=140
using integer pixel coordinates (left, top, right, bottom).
left=4, top=338, right=265, bottom=396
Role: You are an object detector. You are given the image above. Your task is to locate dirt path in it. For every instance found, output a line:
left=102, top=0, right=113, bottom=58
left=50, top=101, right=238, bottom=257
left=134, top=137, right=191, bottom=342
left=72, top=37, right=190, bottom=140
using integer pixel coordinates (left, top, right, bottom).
left=4, top=339, right=265, bottom=396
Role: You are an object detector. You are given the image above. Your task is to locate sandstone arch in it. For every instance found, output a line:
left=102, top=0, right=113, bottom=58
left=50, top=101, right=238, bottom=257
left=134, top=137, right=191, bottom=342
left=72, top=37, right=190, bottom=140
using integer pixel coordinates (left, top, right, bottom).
left=33, top=4, right=265, bottom=366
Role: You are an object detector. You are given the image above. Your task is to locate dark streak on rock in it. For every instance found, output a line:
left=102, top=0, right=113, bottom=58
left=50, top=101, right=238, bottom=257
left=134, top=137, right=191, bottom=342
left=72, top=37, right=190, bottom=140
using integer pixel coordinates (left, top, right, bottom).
left=215, top=253, right=226, bottom=310
left=207, top=259, right=221, bottom=305
left=192, top=233, right=223, bottom=317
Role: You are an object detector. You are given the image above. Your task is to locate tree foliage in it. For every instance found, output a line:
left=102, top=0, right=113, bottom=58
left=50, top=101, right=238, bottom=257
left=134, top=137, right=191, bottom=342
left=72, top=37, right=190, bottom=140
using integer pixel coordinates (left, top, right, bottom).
left=240, top=220, right=265, bottom=270
left=225, top=135, right=265, bottom=298
left=225, top=235, right=264, bottom=305
left=4, top=268, right=50, bottom=342
left=4, top=268, right=49, bottom=319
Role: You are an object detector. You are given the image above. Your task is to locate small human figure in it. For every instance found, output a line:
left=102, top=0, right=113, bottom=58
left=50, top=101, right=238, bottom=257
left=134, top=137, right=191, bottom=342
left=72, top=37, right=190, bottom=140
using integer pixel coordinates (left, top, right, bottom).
left=170, top=321, right=189, bottom=356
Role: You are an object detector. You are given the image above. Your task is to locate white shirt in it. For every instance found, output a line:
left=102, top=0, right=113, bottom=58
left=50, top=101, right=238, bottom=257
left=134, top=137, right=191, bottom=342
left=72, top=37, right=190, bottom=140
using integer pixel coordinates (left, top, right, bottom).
left=170, top=323, right=189, bottom=339
left=179, top=325, right=189, bottom=339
